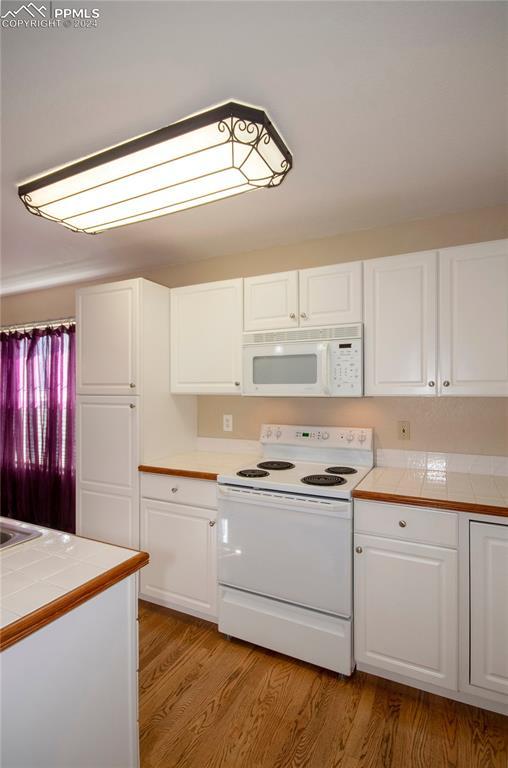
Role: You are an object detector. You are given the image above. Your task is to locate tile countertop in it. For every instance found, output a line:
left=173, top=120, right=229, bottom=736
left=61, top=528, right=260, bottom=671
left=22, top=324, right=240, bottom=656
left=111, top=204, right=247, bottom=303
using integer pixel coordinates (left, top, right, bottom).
left=139, top=450, right=261, bottom=481
left=0, top=518, right=148, bottom=651
left=353, top=467, right=508, bottom=517
left=141, top=451, right=508, bottom=516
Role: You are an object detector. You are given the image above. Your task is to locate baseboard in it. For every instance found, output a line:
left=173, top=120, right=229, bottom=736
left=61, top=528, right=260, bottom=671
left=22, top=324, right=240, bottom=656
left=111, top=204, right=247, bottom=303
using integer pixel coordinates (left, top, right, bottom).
left=139, top=593, right=218, bottom=623
left=357, top=663, right=508, bottom=716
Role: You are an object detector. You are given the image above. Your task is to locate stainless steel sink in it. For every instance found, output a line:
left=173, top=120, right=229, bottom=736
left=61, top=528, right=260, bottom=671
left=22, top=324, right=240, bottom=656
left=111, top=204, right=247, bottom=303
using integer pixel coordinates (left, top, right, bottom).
left=0, top=521, right=42, bottom=550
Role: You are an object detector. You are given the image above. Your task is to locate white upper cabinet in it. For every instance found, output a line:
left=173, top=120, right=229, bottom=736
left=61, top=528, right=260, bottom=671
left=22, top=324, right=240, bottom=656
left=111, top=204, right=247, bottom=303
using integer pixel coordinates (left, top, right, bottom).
left=299, top=261, right=363, bottom=327
left=243, top=261, right=363, bottom=332
left=77, top=279, right=139, bottom=396
left=171, top=278, right=243, bottom=394
left=364, top=251, right=438, bottom=396
left=470, top=521, right=508, bottom=696
left=439, top=239, right=508, bottom=396
left=244, top=270, right=299, bottom=331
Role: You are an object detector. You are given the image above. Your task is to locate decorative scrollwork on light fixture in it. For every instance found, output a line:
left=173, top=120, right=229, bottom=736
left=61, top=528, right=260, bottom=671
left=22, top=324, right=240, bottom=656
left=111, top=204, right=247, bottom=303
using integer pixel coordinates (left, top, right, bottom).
left=18, top=101, right=293, bottom=234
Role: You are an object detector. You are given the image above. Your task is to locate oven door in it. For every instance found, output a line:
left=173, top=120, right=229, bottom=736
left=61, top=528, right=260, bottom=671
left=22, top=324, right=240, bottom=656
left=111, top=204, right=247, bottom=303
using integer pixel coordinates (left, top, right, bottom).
left=242, top=341, right=329, bottom=396
left=217, top=484, right=352, bottom=617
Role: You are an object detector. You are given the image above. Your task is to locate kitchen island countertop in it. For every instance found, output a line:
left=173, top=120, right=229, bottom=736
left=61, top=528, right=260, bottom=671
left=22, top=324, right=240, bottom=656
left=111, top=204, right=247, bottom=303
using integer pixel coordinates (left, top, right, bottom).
left=0, top=517, right=148, bottom=650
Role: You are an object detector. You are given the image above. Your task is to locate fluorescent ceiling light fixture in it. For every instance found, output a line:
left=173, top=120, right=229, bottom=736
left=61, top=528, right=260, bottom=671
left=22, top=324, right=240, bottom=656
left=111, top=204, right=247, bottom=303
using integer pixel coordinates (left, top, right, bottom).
left=18, top=101, right=293, bottom=235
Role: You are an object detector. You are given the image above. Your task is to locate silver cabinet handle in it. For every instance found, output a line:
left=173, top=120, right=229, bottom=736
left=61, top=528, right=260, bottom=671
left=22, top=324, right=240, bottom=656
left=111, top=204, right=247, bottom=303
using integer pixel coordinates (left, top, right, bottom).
left=300, top=312, right=307, bottom=319
left=289, top=313, right=296, bottom=320
left=428, top=380, right=435, bottom=387
left=171, top=487, right=178, bottom=493
left=209, top=520, right=216, bottom=527
left=443, top=380, right=450, bottom=387
left=399, top=520, right=407, bottom=528
left=234, top=381, right=240, bottom=387
left=129, top=403, right=136, bottom=409
left=129, top=383, right=136, bottom=388
left=355, top=546, right=363, bottom=554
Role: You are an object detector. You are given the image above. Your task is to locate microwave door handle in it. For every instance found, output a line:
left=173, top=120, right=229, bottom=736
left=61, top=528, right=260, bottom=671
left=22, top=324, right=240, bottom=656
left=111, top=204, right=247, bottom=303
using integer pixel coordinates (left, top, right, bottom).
left=320, top=342, right=330, bottom=395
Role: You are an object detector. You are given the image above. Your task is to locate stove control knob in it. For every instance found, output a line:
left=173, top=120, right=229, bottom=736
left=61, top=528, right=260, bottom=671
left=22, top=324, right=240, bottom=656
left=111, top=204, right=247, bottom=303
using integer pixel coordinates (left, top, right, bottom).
left=346, top=431, right=354, bottom=443
left=266, top=428, right=273, bottom=438
left=358, top=432, right=366, bottom=443
left=275, top=428, right=282, bottom=439
left=321, top=432, right=329, bottom=440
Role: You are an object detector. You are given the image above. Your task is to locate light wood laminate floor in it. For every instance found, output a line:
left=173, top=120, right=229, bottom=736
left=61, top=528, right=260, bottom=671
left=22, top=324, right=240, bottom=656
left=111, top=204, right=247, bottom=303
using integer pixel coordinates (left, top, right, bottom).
left=139, top=601, right=507, bottom=768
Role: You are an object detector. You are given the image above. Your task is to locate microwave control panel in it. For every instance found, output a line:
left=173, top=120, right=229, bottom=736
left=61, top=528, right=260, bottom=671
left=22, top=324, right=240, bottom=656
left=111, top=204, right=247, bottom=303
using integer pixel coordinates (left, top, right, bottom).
left=329, top=339, right=363, bottom=396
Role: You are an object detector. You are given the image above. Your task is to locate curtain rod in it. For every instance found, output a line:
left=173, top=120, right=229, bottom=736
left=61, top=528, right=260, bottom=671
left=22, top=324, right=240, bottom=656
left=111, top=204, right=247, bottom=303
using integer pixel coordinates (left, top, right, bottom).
left=0, top=317, right=76, bottom=333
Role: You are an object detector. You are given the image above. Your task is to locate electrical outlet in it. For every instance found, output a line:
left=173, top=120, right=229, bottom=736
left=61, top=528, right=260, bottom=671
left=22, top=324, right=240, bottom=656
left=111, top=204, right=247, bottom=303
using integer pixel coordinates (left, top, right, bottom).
left=398, top=420, right=410, bottom=440
left=223, top=414, right=233, bottom=432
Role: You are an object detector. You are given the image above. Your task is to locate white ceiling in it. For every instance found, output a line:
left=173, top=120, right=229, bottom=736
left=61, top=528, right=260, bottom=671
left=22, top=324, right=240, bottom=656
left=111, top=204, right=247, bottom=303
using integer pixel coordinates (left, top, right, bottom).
left=1, top=1, right=507, bottom=295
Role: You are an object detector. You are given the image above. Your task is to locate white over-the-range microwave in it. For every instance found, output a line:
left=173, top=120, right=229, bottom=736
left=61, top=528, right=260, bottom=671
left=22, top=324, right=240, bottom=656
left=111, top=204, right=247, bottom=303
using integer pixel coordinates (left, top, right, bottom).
left=242, top=324, right=363, bottom=397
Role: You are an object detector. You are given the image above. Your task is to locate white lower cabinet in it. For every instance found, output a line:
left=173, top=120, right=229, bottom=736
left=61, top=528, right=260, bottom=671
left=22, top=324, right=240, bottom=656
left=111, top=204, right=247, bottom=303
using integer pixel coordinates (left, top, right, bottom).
left=140, top=492, right=217, bottom=619
left=354, top=500, right=508, bottom=714
left=354, top=533, right=458, bottom=690
left=470, top=521, right=508, bottom=695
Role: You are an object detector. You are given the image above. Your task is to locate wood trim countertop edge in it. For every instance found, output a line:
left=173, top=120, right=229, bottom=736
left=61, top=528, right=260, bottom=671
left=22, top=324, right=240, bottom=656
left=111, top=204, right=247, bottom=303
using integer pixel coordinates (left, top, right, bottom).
left=0, top=550, right=149, bottom=652
left=139, top=465, right=218, bottom=481
left=352, top=489, right=508, bottom=517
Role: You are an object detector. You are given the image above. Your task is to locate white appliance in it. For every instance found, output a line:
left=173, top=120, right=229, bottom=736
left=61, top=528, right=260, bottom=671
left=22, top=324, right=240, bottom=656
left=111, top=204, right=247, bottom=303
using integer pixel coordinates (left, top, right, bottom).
left=217, top=424, right=373, bottom=674
left=242, top=324, right=363, bottom=396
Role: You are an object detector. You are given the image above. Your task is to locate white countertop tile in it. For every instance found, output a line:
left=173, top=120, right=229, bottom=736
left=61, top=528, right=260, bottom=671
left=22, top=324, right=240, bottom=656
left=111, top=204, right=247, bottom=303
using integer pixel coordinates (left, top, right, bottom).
left=44, top=562, right=104, bottom=591
left=0, top=607, right=21, bottom=629
left=1, top=570, right=36, bottom=598
left=83, top=547, right=138, bottom=569
left=494, top=476, right=508, bottom=494
left=20, top=555, right=70, bottom=581
left=2, top=581, right=66, bottom=615
left=1, top=546, right=49, bottom=571
left=31, top=533, right=79, bottom=556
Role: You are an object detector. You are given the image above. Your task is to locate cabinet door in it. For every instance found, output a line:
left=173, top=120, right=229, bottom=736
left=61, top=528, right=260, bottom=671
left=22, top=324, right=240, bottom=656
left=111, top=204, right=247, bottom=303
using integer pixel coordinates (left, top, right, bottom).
left=170, top=278, right=243, bottom=394
left=77, top=279, right=140, bottom=395
left=140, top=498, right=217, bottom=617
left=470, top=522, right=508, bottom=695
left=244, top=271, right=298, bottom=331
left=439, top=240, right=508, bottom=396
left=299, top=261, right=363, bottom=327
left=76, top=396, right=139, bottom=548
left=354, top=534, right=458, bottom=690
left=363, top=251, right=437, bottom=395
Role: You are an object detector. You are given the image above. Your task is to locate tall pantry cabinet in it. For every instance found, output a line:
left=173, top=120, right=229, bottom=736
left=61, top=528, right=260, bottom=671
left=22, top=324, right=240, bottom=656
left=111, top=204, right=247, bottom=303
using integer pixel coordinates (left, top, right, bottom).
left=76, top=278, right=197, bottom=548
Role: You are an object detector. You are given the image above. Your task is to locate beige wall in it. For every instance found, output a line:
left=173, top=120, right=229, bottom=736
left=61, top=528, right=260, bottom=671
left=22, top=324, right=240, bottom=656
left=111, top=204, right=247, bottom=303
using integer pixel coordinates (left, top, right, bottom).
left=199, top=396, right=508, bottom=455
left=2, top=204, right=508, bottom=455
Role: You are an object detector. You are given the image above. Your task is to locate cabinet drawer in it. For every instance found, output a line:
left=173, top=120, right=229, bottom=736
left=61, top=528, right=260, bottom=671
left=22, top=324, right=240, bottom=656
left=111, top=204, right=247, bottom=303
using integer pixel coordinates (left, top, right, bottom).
left=140, top=472, right=217, bottom=509
left=354, top=500, right=458, bottom=547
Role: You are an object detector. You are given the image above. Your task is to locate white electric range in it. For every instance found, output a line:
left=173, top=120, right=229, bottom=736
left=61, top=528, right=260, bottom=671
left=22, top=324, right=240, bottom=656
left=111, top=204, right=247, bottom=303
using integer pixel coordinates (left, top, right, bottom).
left=217, top=424, right=373, bottom=674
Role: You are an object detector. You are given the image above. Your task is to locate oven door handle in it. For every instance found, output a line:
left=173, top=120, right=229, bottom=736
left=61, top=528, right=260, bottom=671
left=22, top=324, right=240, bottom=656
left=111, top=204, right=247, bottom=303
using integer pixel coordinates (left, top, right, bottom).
left=217, top=484, right=351, bottom=518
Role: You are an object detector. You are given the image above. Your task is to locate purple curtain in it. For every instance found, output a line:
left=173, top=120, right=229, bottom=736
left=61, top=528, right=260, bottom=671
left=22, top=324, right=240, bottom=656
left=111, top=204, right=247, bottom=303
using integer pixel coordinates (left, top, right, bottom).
left=0, top=325, right=76, bottom=533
